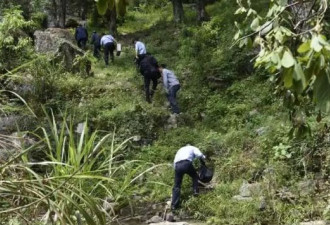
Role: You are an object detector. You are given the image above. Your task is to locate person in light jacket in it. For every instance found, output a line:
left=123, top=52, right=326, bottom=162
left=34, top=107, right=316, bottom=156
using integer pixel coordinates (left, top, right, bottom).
left=171, top=144, right=206, bottom=210
left=159, top=64, right=180, bottom=114
left=100, top=33, right=117, bottom=66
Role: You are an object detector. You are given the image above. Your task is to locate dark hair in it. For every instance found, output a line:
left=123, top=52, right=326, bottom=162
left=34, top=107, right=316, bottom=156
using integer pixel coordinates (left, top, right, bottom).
left=132, top=38, right=138, bottom=44
left=160, top=64, right=167, bottom=68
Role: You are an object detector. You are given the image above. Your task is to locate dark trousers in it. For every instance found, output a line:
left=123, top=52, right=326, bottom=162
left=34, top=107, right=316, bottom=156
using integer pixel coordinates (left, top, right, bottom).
left=93, top=44, right=101, bottom=58
left=144, top=76, right=158, bottom=103
left=167, top=84, right=180, bottom=114
left=171, top=160, right=199, bottom=209
left=104, top=42, right=115, bottom=65
left=77, top=38, right=87, bottom=49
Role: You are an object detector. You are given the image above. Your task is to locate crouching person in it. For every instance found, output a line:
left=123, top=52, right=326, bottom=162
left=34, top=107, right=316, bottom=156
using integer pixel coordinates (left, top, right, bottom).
left=171, top=144, right=206, bottom=210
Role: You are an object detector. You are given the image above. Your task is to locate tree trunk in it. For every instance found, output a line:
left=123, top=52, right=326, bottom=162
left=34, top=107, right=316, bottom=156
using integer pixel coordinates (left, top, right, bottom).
left=81, top=0, right=88, bottom=20
left=50, top=0, right=59, bottom=27
left=109, top=7, right=117, bottom=36
left=58, top=0, right=67, bottom=28
left=196, top=0, right=208, bottom=22
left=172, top=0, right=184, bottom=23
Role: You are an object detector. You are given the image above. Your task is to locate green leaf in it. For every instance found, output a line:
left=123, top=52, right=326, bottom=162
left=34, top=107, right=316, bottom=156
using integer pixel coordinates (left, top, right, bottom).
left=260, top=21, right=272, bottom=35
left=235, top=7, right=247, bottom=15
left=297, top=41, right=310, bottom=53
left=283, top=67, right=293, bottom=88
left=275, top=30, right=283, bottom=43
left=314, top=70, right=330, bottom=113
left=311, top=35, right=322, bottom=52
left=250, top=18, right=259, bottom=31
left=281, top=50, right=295, bottom=68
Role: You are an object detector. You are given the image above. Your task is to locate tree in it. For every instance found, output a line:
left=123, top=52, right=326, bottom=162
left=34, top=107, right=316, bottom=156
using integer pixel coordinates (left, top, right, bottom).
left=0, top=8, right=34, bottom=72
left=95, top=0, right=128, bottom=35
left=196, top=0, right=208, bottom=22
left=172, top=0, right=184, bottom=23
left=234, top=0, right=330, bottom=137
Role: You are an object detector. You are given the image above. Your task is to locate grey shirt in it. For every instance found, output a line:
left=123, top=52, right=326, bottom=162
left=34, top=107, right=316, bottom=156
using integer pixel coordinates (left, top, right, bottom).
left=162, top=69, right=179, bottom=92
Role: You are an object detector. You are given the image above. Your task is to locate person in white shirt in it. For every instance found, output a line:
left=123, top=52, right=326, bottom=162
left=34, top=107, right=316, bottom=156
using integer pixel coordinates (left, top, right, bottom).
left=171, top=144, right=206, bottom=210
left=100, top=33, right=117, bottom=66
left=133, top=39, right=147, bottom=67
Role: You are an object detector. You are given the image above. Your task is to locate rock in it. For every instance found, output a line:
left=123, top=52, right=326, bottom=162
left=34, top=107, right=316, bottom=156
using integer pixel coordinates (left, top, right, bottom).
left=33, top=28, right=91, bottom=76
left=298, top=179, right=316, bottom=196
left=165, top=212, right=175, bottom=222
left=34, top=28, right=75, bottom=53
left=249, top=109, right=259, bottom=117
left=300, top=221, right=329, bottom=225
left=166, top=114, right=177, bottom=129
left=239, top=181, right=262, bottom=197
left=255, top=127, right=268, bottom=136
left=232, top=195, right=253, bottom=201
left=75, top=122, right=85, bottom=134
left=258, top=196, right=267, bottom=211
left=146, top=215, right=163, bottom=224
left=0, top=132, right=36, bottom=162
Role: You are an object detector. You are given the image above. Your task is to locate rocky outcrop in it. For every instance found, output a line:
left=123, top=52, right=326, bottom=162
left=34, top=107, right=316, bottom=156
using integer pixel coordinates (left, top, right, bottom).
left=33, top=28, right=91, bottom=76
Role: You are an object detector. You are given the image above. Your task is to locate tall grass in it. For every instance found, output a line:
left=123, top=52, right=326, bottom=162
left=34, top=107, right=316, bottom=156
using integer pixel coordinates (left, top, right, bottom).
left=0, top=111, right=165, bottom=224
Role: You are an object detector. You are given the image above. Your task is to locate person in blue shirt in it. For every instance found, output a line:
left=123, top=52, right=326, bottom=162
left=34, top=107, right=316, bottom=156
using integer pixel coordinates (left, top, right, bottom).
left=75, top=24, right=88, bottom=50
left=100, top=33, right=117, bottom=66
left=133, top=39, right=147, bottom=67
left=90, top=31, right=101, bottom=58
left=171, top=144, right=206, bottom=210
left=159, top=64, right=180, bottom=114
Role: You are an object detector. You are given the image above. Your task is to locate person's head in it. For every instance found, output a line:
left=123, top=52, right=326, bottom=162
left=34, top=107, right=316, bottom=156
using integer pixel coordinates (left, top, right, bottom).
left=93, top=31, right=96, bottom=34
left=158, top=64, right=166, bottom=73
left=132, top=38, right=139, bottom=45
left=101, top=32, right=105, bottom=36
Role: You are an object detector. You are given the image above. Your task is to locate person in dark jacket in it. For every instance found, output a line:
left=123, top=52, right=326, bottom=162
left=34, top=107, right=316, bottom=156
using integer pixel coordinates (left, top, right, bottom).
left=75, top=24, right=88, bottom=50
left=139, top=55, right=161, bottom=103
left=90, top=31, right=101, bottom=58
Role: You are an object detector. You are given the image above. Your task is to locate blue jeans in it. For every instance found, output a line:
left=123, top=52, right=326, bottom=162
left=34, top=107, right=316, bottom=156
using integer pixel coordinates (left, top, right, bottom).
left=167, top=84, right=180, bottom=114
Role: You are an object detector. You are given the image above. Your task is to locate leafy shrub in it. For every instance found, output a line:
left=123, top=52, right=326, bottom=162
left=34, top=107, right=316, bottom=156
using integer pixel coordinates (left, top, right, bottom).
left=0, top=8, right=34, bottom=72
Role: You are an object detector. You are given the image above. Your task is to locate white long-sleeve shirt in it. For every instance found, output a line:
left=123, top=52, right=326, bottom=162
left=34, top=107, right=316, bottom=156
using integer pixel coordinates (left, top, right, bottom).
left=135, top=41, right=146, bottom=55
left=173, top=145, right=205, bottom=165
left=100, top=35, right=115, bottom=46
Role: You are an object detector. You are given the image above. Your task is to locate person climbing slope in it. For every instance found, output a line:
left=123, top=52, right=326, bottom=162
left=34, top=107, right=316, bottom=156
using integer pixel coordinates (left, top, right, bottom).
left=158, top=64, right=180, bottom=114
left=139, top=54, right=161, bottom=103
left=133, top=38, right=147, bottom=67
left=90, top=31, right=101, bottom=58
left=171, top=144, right=206, bottom=210
left=75, top=24, right=88, bottom=50
left=100, top=33, right=117, bottom=66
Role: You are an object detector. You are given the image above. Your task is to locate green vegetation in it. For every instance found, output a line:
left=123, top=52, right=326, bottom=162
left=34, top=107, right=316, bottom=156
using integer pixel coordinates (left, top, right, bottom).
left=1, top=0, right=330, bottom=224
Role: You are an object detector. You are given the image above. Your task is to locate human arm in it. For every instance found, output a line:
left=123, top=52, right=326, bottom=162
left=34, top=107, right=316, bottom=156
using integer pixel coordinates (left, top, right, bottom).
left=162, top=71, right=169, bottom=93
left=193, top=147, right=206, bottom=160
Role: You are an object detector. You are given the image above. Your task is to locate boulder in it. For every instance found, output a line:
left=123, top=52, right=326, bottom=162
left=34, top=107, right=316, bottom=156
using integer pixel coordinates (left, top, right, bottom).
left=239, top=181, right=262, bottom=197
left=33, top=28, right=91, bottom=76
left=297, top=179, right=316, bottom=196
left=147, top=215, right=163, bottom=224
left=34, top=28, right=75, bottom=53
